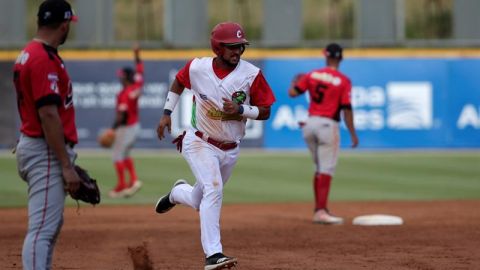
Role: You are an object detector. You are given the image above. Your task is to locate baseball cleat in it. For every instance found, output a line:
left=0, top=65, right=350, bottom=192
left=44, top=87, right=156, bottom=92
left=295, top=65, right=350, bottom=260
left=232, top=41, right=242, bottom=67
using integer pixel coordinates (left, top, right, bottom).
left=204, top=253, right=238, bottom=270
left=312, top=209, right=344, bottom=225
left=125, top=180, right=143, bottom=197
left=155, top=179, right=187, bottom=214
left=108, top=185, right=128, bottom=198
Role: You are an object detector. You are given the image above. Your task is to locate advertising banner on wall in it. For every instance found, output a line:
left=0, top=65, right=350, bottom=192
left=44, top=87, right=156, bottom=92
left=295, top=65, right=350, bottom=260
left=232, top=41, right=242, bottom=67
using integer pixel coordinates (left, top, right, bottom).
left=263, top=58, right=480, bottom=149
left=2, top=56, right=479, bottom=149
left=68, top=59, right=265, bottom=148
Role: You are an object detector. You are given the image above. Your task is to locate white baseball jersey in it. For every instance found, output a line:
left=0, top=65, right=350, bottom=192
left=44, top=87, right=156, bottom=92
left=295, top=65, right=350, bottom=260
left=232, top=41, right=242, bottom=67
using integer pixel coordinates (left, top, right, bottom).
left=188, top=57, right=260, bottom=142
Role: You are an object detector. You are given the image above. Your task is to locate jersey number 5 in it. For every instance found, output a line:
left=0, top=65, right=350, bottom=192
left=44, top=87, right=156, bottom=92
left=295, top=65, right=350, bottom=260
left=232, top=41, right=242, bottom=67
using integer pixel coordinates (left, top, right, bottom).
left=312, top=84, right=327, bottom=104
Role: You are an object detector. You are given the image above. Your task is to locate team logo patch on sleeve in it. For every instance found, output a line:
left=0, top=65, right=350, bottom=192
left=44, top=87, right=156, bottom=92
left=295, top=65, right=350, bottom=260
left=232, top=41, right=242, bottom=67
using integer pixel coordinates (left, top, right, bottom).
left=231, top=91, right=246, bottom=105
left=48, top=73, right=59, bottom=93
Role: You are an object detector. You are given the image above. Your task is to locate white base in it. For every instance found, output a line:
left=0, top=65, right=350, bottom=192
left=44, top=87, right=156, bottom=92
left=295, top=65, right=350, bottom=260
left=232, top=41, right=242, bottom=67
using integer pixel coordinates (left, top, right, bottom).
left=352, top=214, right=403, bottom=226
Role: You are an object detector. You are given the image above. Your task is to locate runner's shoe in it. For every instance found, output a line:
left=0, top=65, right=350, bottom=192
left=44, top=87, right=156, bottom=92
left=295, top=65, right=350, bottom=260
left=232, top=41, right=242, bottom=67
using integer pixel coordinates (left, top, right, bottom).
left=205, top=253, right=238, bottom=270
left=108, top=184, right=128, bottom=198
left=155, top=179, right=187, bottom=213
left=312, top=209, right=344, bottom=225
left=125, top=180, right=143, bottom=197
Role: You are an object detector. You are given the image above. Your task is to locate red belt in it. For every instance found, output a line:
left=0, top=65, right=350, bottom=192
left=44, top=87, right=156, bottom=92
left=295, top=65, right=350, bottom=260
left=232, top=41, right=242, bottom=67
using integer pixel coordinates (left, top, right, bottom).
left=194, top=131, right=238, bottom=151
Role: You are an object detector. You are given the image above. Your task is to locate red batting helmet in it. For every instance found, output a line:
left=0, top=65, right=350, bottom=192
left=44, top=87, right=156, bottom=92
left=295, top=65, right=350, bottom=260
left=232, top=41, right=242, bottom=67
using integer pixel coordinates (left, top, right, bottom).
left=211, top=22, right=249, bottom=55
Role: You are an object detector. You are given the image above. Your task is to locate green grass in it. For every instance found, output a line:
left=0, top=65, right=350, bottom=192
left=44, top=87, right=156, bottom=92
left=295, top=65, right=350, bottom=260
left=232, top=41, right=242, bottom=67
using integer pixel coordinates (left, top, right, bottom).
left=1, top=150, right=479, bottom=208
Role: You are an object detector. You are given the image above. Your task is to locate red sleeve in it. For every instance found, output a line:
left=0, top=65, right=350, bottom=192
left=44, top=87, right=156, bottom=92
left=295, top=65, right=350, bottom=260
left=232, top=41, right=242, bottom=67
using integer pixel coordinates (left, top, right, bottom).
left=294, top=72, right=310, bottom=94
left=117, top=92, right=128, bottom=111
left=250, top=71, right=276, bottom=107
left=135, top=62, right=144, bottom=75
left=340, top=77, right=352, bottom=106
left=134, top=62, right=144, bottom=85
left=175, top=59, right=193, bottom=89
left=30, top=56, right=61, bottom=102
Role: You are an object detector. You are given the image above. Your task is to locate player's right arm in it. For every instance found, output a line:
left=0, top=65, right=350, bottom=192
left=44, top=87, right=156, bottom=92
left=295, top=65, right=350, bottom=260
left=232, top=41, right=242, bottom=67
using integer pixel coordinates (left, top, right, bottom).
left=340, top=78, right=359, bottom=148
left=156, top=78, right=185, bottom=140
left=342, top=108, right=359, bottom=148
left=156, top=60, right=193, bottom=140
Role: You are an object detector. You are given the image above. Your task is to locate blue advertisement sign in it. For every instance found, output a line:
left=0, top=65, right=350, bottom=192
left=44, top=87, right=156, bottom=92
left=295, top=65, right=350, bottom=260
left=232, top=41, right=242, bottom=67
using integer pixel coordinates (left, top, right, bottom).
left=263, top=58, right=480, bottom=149
left=3, top=56, right=479, bottom=149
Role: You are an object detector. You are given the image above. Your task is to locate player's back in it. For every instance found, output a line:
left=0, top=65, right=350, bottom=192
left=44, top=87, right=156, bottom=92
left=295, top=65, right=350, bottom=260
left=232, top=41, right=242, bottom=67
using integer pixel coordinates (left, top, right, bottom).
left=301, top=67, right=351, bottom=121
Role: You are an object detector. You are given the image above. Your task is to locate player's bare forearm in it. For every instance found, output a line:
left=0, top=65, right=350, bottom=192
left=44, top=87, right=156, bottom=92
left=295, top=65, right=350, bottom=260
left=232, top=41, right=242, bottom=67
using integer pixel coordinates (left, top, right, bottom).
left=38, top=105, right=80, bottom=193
left=39, top=105, right=72, bottom=168
left=170, top=79, right=185, bottom=95
left=133, top=42, right=141, bottom=63
left=288, top=87, right=301, bottom=97
left=288, top=74, right=305, bottom=97
left=343, top=109, right=359, bottom=148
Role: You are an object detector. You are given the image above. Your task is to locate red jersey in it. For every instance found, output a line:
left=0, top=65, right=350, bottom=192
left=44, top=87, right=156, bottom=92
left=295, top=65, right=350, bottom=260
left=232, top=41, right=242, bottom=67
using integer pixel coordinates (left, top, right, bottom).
left=176, top=59, right=275, bottom=107
left=13, top=40, right=78, bottom=144
left=116, top=62, right=144, bottom=126
left=295, top=67, right=352, bottom=121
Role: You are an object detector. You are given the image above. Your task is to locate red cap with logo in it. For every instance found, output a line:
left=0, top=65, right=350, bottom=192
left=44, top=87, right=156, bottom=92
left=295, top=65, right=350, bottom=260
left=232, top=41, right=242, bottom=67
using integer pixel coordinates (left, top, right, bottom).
left=211, top=22, right=249, bottom=55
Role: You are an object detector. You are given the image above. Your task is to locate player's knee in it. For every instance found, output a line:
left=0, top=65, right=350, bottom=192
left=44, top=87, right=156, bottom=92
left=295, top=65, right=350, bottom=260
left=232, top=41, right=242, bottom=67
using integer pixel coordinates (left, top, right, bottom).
left=203, top=182, right=223, bottom=202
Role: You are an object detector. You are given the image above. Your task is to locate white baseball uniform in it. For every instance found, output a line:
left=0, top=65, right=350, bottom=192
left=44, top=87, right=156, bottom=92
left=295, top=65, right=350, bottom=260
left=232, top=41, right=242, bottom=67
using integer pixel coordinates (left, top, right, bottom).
left=170, top=57, right=275, bottom=257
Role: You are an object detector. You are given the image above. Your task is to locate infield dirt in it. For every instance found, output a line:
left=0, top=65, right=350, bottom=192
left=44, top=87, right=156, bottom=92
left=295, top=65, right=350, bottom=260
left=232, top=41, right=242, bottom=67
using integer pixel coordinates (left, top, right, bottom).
left=1, top=200, right=479, bottom=270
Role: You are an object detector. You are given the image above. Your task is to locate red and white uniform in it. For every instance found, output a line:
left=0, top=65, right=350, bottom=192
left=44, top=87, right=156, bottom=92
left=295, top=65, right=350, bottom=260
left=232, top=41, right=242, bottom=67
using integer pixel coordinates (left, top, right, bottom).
left=112, top=62, right=143, bottom=161
left=295, top=67, right=352, bottom=175
left=176, top=57, right=275, bottom=142
left=171, top=57, right=275, bottom=257
left=13, top=40, right=77, bottom=143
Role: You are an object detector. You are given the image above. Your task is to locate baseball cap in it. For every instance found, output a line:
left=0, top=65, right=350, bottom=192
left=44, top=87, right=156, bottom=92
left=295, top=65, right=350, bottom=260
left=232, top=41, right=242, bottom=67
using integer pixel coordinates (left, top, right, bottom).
left=37, top=0, right=78, bottom=26
left=324, top=43, right=343, bottom=59
left=117, top=67, right=135, bottom=82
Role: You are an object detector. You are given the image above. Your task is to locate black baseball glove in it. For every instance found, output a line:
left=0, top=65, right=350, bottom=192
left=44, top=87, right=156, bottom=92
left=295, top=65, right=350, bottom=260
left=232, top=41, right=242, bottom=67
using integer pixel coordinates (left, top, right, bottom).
left=70, top=165, right=101, bottom=205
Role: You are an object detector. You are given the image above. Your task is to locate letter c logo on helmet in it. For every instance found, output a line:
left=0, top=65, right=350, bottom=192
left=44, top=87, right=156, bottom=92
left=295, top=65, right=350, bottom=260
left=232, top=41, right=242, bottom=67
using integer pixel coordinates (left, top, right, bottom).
left=211, top=22, right=249, bottom=56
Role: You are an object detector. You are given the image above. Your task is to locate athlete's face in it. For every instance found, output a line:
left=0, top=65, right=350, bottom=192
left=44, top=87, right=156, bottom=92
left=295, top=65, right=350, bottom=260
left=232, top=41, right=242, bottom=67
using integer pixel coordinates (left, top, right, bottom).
left=219, top=44, right=244, bottom=67
left=59, top=21, right=70, bottom=45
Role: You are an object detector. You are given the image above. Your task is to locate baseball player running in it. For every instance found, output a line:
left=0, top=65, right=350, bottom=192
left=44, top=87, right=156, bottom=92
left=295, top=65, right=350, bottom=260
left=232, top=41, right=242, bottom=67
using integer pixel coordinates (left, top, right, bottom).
left=108, top=44, right=144, bottom=198
left=12, top=1, right=81, bottom=269
left=288, top=43, right=359, bottom=224
left=155, top=22, right=276, bottom=269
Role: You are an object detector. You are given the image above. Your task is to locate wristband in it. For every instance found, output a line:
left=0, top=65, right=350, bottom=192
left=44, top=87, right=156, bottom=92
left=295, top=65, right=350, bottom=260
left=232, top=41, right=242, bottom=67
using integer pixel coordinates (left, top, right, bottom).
left=164, top=109, right=172, bottom=116
left=164, top=91, right=180, bottom=112
left=239, top=105, right=259, bottom=119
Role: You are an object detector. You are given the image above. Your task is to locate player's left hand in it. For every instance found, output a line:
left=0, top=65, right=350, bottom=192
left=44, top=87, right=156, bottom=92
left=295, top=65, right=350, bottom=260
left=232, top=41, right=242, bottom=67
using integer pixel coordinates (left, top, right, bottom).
left=222, top=97, right=240, bottom=114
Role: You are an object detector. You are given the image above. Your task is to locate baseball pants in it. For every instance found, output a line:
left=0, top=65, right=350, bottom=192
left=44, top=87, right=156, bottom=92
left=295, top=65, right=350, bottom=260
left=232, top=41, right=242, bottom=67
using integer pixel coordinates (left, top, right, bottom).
left=16, top=134, right=77, bottom=270
left=170, top=129, right=239, bottom=257
left=112, top=123, right=140, bottom=161
left=302, top=116, right=340, bottom=175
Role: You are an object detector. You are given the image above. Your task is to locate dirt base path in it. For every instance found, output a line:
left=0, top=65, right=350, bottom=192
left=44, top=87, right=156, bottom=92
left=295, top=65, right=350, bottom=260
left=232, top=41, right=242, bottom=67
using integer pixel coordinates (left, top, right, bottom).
left=1, top=200, right=479, bottom=270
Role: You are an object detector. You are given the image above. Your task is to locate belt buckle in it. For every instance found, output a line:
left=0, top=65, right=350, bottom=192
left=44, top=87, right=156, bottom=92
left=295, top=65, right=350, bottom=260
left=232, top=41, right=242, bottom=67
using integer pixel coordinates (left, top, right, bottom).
left=218, top=142, right=228, bottom=149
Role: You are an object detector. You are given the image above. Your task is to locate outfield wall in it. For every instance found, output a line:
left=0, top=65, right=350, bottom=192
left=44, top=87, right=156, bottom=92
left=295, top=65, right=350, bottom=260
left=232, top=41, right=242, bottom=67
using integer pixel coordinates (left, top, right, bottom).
left=1, top=50, right=479, bottom=149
